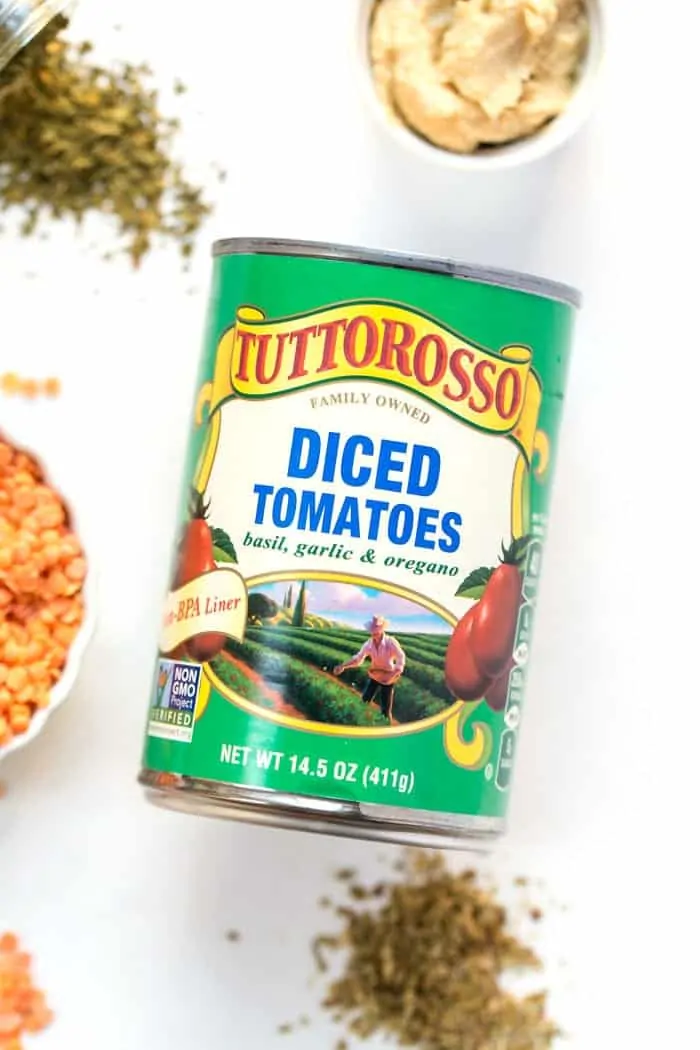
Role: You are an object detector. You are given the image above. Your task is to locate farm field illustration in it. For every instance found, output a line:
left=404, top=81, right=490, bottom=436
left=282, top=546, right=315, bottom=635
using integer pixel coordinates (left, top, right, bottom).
left=209, top=579, right=454, bottom=728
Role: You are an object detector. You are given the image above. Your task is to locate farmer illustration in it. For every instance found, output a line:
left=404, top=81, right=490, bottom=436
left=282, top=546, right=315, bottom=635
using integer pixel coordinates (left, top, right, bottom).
left=333, top=615, right=406, bottom=722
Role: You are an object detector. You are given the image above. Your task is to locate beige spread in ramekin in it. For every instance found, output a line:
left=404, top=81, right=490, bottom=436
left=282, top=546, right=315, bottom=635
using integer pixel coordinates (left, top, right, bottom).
left=370, top=0, right=589, bottom=154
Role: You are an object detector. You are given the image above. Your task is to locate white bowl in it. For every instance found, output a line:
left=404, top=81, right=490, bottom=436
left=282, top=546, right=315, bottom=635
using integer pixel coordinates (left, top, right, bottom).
left=0, top=423, right=96, bottom=764
left=358, top=0, right=605, bottom=172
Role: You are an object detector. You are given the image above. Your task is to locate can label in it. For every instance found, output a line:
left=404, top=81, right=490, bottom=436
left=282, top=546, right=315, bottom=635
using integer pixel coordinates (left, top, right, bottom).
left=141, top=251, right=575, bottom=822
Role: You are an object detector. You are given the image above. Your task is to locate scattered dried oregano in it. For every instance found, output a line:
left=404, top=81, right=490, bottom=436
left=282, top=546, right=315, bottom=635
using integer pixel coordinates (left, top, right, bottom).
left=317, top=851, right=559, bottom=1050
left=0, top=15, right=210, bottom=265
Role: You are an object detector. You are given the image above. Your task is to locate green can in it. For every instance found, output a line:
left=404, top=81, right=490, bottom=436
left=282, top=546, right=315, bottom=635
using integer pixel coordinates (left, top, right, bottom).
left=139, top=238, right=579, bottom=850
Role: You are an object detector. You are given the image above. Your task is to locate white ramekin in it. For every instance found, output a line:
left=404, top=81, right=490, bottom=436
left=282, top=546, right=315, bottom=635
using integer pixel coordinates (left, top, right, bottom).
left=358, top=0, right=605, bottom=172
left=0, top=422, right=96, bottom=764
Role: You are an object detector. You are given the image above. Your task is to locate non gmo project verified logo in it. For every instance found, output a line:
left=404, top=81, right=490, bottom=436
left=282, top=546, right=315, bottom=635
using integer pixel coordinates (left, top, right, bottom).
left=148, top=659, right=202, bottom=743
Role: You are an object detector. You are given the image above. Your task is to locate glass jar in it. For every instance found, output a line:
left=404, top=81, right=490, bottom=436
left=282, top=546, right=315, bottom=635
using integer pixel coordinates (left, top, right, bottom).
left=0, top=0, right=71, bottom=72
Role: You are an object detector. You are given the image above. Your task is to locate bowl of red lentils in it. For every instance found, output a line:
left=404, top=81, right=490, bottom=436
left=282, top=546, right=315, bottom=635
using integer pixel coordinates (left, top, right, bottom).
left=0, top=427, right=94, bottom=761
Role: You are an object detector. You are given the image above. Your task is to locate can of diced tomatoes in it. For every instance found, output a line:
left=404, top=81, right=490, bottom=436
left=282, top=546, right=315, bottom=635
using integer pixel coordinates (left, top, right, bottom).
left=138, top=238, right=579, bottom=850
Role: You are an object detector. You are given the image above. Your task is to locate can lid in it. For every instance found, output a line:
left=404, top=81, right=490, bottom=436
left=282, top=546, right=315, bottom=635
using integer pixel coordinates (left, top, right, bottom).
left=0, top=0, right=71, bottom=73
left=212, top=237, right=582, bottom=309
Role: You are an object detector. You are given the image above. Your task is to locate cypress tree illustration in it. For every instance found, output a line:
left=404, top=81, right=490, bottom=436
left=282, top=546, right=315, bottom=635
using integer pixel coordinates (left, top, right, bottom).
left=292, top=581, right=307, bottom=627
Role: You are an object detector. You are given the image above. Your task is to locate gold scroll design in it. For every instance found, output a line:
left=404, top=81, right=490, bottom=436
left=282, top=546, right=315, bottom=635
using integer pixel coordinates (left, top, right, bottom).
left=159, top=567, right=248, bottom=654
left=193, top=303, right=550, bottom=498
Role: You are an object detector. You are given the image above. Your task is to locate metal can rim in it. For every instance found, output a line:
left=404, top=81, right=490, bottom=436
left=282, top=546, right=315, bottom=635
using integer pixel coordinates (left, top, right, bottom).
left=212, top=237, right=582, bottom=309
left=0, top=0, right=72, bottom=73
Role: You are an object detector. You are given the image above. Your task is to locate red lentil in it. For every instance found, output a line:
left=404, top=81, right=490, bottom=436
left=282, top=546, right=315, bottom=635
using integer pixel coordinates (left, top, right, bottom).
left=1, top=375, right=61, bottom=399
left=0, top=435, right=86, bottom=749
left=0, top=933, right=53, bottom=1048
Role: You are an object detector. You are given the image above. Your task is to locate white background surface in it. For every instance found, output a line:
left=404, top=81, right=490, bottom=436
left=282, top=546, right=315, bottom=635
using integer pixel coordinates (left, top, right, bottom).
left=1, top=1, right=699, bottom=1047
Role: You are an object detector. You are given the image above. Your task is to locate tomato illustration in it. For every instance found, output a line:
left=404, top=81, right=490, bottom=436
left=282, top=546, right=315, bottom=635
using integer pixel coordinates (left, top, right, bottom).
left=444, top=604, right=494, bottom=702
left=470, top=543, right=523, bottom=679
left=175, top=494, right=215, bottom=588
left=174, top=489, right=227, bottom=664
left=187, top=633, right=226, bottom=663
left=447, top=536, right=530, bottom=708
left=483, top=657, right=515, bottom=713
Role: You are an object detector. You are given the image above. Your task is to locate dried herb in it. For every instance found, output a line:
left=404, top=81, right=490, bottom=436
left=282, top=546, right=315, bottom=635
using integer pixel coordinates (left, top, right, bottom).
left=318, top=851, right=559, bottom=1050
left=335, top=867, right=357, bottom=882
left=275, top=1013, right=311, bottom=1037
left=0, top=15, right=210, bottom=265
left=312, top=933, right=337, bottom=974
